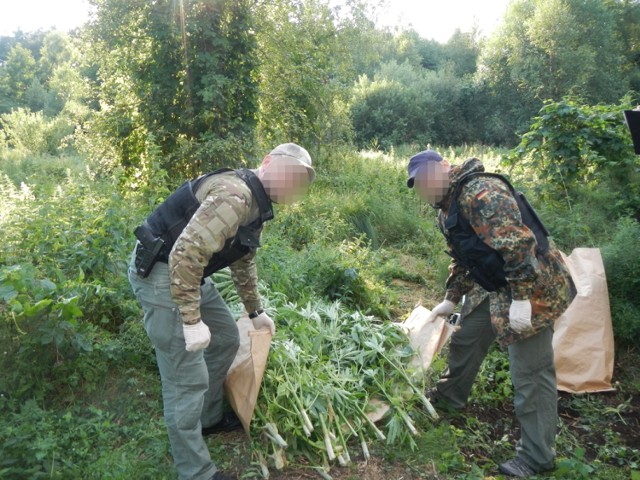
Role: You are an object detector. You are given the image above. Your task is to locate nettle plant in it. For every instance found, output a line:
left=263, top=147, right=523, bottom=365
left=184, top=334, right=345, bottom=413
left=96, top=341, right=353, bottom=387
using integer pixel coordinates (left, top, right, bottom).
left=0, top=263, right=105, bottom=401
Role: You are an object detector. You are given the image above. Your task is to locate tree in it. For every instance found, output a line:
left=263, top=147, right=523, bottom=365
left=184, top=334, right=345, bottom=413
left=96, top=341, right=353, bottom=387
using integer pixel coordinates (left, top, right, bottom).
left=0, top=44, right=37, bottom=112
left=609, top=0, right=640, bottom=94
left=442, top=28, right=481, bottom=77
left=254, top=0, right=359, bottom=153
left=477, top=0, right=631, bottom=143
left=505, top=96, right=640, bottom=214
left=351, top=63, right=436, bottom=149
left=86, top=0, right=258, bottom=176
left=39, top=32, right=74, bottom=83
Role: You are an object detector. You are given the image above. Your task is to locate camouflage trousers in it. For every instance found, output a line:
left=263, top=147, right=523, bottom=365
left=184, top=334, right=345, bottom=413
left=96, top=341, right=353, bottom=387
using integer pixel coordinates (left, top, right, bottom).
left=128, top=249, right=240, bottom=480
left=437, top=296, right=557, bottom=472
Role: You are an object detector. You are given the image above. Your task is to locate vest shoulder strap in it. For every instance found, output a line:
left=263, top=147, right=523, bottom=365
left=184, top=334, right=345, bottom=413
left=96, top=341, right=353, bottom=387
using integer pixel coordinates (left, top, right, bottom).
left=233, top=168, right=274, bottom=224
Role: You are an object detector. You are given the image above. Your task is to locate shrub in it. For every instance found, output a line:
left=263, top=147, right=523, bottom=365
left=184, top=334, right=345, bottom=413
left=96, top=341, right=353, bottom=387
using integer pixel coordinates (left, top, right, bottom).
left=505, top=97, right=640, bottom=217
left=351, top=61, right=437, bottom=149
left=601, top=217, right=640, bottom=349
left=257, top=235, right=393, bottom=318
left=0, top=263, right=108, bottom=403
left=0, top=108, right=76, bottom=156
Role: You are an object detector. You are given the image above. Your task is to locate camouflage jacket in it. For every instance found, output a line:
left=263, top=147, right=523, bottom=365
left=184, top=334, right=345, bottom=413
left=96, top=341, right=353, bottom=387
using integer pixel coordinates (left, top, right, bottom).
left=437, top=158, right=575, bottom=347
left=168, top=170, right=265, bottom=325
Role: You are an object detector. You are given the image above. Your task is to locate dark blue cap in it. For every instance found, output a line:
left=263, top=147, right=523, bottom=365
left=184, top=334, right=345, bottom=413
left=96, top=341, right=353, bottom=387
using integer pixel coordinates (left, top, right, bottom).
left=407, top=150, right=443, bottom=187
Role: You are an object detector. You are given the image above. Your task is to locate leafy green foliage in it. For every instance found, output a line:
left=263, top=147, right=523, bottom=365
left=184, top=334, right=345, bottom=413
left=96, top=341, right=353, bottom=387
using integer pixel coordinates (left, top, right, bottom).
left=470, top=346, right=513, bottom=408
left=477, top=0, right=640, bottom=142
left=254, top=0, right=356, bottom=152
left=0, top=108, right=76, bottom=156
left=555, top=448, right=596, bottom=478
left=0, top=389, right=170, bottom=478
left=506, top=98, right=637, bottom=194
left=505, top=97, right=640, bottom=227
left=351, top=64, right=435, bottom=149
left=601, top=217, right=640, bottom=349
left=0, top=43, right=37, bottom=111
left=0, top=263, right=111, bottom=405
left=87, top=0, right=259, bottom=176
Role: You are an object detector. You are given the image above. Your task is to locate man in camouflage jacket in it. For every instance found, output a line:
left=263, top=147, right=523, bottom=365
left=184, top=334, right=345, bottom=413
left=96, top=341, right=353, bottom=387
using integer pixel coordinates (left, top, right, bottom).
left=407, top=150, right=575, bottom=478
left=128, top=143, right=315, bottom=480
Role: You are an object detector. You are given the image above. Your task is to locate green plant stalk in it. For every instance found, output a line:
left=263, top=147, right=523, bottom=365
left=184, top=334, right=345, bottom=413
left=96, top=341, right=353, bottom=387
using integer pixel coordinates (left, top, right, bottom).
left=359, top=431, right=371, bottom=460
left=380, top=349, right=439, bottom=420
left=357, top=405, right=386, bottom=441
left=256, top=451, right=270, bottom=479
left=264, top=422, right=288, bottom=449
left=272, top=445, right=286, bottom=470
left=318, top=414, right=336, bottom=461
left=398, top=409, right=418, bottom=436
left=282, top=367, right=315, bottom=435
left=331, top=410, right=351, bottom=464
left=313, top=466, right=333, bottom=480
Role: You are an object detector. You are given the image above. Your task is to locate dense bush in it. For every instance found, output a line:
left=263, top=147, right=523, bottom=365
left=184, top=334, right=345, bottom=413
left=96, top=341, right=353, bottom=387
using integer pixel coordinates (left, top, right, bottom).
left=350, top=61, right=491, bottom=150
left=0, top=108, right=77, bottom=156
left=601, top=217, right=640, bottom=349
left=505, top=97, right=640, bottom=220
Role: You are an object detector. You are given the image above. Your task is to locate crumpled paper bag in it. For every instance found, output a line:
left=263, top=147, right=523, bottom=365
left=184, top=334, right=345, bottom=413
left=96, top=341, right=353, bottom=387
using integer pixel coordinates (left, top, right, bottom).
left=400, top=305, right=457, bottom=370
left=554, top=248, right=615, bottom=393
left=224, top=315, right=272, bottom=433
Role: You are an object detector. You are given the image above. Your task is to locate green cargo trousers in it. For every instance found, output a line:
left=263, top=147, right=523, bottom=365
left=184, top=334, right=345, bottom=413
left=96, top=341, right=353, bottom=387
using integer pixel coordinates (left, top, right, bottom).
left=436, top=297, right=496, bottom=409
left=436, top=297, right=557, bottom=472
left=128, top=251, right=240, bottom=480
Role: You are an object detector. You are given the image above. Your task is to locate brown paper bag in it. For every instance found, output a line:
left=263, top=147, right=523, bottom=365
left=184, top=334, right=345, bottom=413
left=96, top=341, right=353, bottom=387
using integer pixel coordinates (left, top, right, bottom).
left=224, top=315, right=272, bottom=433
left=553, top=248, right=615, bottom=393
left=400, top=306, right=457, bottom=370
left=363, top=308, right=455, bottom=424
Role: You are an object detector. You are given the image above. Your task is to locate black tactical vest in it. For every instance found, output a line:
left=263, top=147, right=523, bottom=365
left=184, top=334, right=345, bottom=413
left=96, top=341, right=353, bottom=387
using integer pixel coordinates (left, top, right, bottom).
left=443, top=172, right=549, bottom=292
left=145, top=168, right=273, bottom=278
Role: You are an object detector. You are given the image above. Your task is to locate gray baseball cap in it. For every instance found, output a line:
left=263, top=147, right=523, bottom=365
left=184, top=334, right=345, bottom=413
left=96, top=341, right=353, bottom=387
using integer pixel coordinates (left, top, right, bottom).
left=269, top=143, right=316, bottom=182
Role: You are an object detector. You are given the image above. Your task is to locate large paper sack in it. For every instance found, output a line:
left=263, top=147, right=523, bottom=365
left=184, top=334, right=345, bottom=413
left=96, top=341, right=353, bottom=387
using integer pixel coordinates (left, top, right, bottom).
left=400, top=306, right=457, bottom=370
left=224, top=315, right=272, bottom=433
left=554, top=248, right=615, bottom=393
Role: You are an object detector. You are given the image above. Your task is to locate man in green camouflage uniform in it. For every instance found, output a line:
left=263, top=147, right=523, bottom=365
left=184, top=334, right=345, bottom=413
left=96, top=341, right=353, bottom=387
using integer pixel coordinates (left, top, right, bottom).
left=407, top=150, right=575, bottom=478
left=128, top=143, right=315, bottom=480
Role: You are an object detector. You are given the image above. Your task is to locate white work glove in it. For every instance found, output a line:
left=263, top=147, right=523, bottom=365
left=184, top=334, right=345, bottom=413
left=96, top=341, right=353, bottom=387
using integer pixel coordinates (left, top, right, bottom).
left=183, top=321, right=211, bottom=352
left=431, top=299, right=456, bottom=318
left=509, top=299, right=533, bottom=333
left=252, top=311, right=276, bottom=336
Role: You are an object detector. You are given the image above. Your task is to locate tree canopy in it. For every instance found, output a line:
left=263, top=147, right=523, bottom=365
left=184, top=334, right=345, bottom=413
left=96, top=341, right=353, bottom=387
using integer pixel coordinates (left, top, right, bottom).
left=1, top=0, right=639, bottom=172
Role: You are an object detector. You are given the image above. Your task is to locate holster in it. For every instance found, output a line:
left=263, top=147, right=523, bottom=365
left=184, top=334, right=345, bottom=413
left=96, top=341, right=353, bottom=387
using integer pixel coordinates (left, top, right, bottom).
left=134, top=223, right=165, bottom=278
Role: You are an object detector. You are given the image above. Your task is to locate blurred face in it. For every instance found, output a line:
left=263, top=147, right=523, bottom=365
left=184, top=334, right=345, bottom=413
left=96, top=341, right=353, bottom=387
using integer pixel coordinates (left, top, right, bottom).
left=260, top=155, right=311, bottom=204
left=414, top=160, right=450, bottom=205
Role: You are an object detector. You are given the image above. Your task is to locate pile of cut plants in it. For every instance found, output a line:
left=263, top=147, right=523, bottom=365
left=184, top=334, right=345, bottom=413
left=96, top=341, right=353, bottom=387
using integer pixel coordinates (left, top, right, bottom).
left=213, top=270, right=438, bottom=479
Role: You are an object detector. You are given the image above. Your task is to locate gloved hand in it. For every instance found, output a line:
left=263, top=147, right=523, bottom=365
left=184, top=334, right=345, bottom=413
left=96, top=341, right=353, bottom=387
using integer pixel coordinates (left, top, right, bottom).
left=509, top=299, right=532, bottom=332
left=183, top=321, right=211, bottom=352
left=431, top=299, right=456, bottom=318
left=252, top=311, right=276, bottom=336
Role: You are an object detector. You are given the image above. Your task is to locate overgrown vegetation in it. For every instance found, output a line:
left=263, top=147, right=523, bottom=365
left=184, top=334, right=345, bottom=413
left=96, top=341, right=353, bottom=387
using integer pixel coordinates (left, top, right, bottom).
left=1, top=142, right=638, bottom=478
